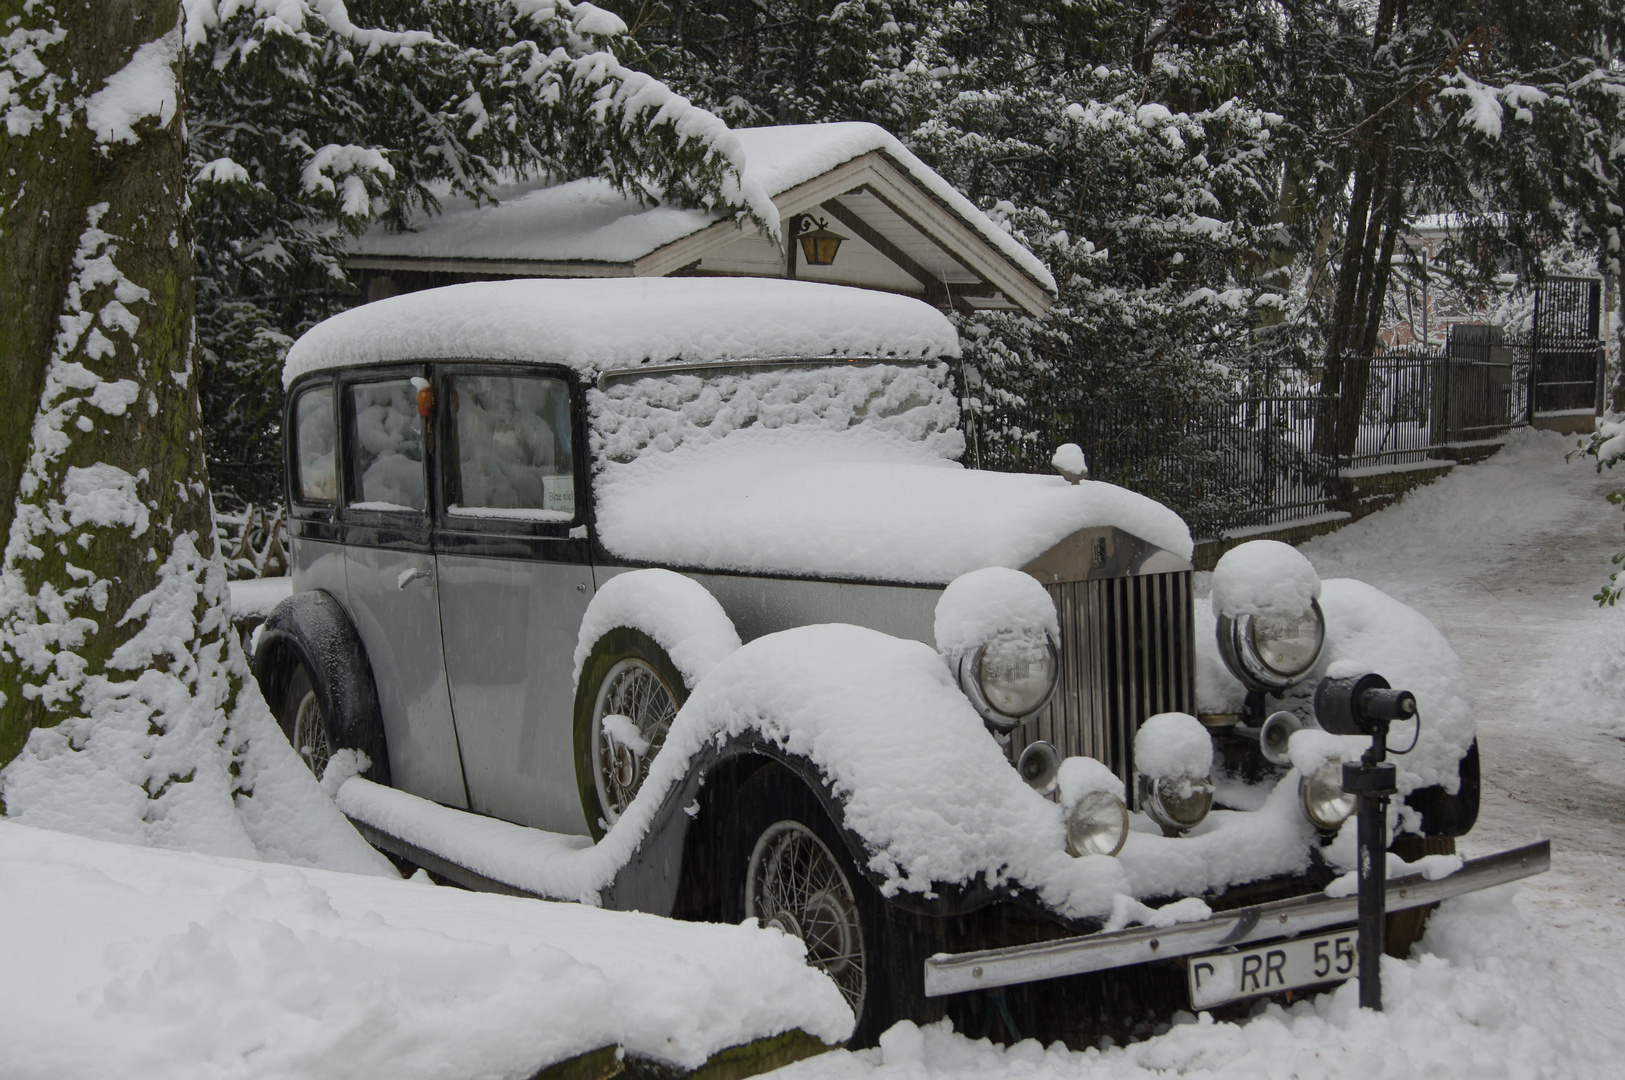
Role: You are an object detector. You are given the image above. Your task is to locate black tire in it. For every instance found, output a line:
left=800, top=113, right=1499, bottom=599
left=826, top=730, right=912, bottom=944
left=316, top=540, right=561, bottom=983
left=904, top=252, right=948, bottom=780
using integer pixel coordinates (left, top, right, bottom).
left=254, top=590, right=390, bottom=788
left=573, top=627, right=687, bottom=841
left=721, top=765, right=942, bottom=1047
left=270, top=658, right=390, bottom=785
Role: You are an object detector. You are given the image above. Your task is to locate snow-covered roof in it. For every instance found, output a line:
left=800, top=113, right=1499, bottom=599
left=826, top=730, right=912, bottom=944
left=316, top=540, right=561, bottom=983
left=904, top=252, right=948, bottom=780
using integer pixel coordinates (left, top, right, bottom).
left=282, top=277, right=960, bottom=387
left=347, top=122, right=1057, bottom=301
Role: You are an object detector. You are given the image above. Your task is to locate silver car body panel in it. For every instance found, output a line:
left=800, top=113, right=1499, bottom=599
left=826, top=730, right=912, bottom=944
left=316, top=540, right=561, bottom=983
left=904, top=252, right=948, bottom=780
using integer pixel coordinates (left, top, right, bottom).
left=290, top=536, right=348, bottom=602
left=436, top=552, right=596, bottom=833
left=343, top=544, right=469, bottom=808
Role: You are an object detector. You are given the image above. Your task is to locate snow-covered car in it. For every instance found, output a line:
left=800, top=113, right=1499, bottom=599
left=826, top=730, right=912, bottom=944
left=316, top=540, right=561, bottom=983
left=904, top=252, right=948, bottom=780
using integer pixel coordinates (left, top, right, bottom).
left=253, top=276, right=1540, bottom=1045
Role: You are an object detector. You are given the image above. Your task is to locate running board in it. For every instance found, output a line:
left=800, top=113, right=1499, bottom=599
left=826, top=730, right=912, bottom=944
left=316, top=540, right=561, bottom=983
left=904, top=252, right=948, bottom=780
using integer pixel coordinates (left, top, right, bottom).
left=347, top=817, right=556, bottom=900
left=922, top=840, right=1550, bottom=997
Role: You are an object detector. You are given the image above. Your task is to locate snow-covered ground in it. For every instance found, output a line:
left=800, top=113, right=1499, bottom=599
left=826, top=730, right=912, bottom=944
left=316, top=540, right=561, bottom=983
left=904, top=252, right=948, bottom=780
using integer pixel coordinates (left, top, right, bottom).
left=761, top=429, right=1625, bottom=1080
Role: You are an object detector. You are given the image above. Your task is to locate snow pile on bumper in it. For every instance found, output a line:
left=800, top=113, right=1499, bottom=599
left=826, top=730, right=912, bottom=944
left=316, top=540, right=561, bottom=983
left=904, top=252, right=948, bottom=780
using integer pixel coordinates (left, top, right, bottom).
left=0, top=820, right=854, bottom=1078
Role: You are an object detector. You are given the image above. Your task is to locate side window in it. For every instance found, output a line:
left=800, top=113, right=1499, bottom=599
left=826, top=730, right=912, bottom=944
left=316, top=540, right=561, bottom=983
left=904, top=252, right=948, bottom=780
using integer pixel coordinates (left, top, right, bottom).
left=347, top=380, right=427, bottom=513
left=446, top=374, right=576, bottom=521
left=293, top=385, right=337, bottom=503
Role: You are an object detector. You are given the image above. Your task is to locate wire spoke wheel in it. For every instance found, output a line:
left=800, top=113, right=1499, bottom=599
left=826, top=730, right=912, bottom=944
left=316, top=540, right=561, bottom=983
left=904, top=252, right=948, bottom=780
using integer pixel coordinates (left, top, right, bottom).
left=746, top=821, right=867, bottom=1016
left=591, top=658, right=676, bottom=825
left=292, top=685, right=332, bottom=779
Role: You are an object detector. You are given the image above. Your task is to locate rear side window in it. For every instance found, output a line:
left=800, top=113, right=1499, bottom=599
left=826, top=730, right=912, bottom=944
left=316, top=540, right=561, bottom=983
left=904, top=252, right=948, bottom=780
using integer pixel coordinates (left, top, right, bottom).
left=347, top=380, right=426, bottom=513
left=445, top=374, right=575, bottom=521
left=293, top=385, right=336, bottom=503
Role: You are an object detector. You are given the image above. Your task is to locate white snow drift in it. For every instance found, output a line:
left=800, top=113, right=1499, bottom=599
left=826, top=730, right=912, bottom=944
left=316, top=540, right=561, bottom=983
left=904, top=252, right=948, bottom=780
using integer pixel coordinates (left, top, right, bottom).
left=0, top=820, right=852, bottom=1080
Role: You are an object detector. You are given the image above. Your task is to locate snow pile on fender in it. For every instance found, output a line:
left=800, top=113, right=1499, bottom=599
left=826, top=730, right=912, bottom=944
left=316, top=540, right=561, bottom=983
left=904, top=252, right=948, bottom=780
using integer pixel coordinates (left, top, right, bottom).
left=0, top=820, right=853, bottom=1077
left=573, top=568, right=742, bottom=690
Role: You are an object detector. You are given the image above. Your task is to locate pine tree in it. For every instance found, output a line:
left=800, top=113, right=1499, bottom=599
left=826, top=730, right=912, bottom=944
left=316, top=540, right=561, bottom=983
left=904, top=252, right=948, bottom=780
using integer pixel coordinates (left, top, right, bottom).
left=0, top=0, right=763, bottom=858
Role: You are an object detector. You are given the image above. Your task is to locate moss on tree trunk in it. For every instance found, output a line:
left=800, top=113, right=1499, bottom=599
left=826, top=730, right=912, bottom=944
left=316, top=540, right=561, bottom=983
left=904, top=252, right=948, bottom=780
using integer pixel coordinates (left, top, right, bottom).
left=0, top=0, right=234, bottom=770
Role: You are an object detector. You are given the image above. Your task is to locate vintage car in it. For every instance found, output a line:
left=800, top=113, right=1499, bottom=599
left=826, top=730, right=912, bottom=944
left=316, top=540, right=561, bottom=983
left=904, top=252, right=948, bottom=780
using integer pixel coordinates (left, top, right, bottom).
left=254, top=276, right=1541, bottom=1045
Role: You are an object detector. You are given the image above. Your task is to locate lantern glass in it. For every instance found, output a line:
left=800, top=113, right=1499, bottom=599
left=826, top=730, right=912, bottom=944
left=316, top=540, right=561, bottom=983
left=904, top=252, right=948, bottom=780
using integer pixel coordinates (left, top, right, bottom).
left=798, top=227, right=845, bottom=267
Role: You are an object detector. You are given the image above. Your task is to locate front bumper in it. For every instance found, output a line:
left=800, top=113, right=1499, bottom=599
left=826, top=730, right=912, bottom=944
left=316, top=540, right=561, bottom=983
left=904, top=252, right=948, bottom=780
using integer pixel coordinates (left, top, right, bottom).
left=923, top=840, right=1549, bottom=997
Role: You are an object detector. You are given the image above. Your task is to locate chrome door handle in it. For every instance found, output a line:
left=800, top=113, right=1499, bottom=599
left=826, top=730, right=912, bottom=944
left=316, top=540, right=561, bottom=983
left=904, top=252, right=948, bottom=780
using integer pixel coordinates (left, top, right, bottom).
left=397, top=567, right=432, bottom=590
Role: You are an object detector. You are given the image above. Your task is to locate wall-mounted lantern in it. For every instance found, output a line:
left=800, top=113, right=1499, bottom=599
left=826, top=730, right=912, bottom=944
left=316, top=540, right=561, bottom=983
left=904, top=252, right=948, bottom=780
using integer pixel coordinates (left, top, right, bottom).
left=790, top=213, right=846, bottom=267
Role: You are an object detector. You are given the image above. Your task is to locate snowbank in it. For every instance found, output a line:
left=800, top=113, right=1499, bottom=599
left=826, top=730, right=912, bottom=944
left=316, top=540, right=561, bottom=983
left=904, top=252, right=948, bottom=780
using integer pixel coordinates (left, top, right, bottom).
left=594, top=428, right=1192, bottom=583
left=0, top=820, right=853, bottom=1079
left=572, top=568, right=741, bottom=689
left=282, top=278, right=959, bottom=387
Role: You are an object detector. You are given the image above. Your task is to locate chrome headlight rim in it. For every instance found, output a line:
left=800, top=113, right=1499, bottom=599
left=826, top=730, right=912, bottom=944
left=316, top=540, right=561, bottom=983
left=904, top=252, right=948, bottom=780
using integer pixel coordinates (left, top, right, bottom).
left=1299, top=759, right=1357, bottom=831
left=1066, top=790, right=1130, bottom=857
left=1216, top=599, right=1327, bottom=693
left=958, top=629, right=1061, bottom=730
left=1138, top=773, right=1215, bottom=836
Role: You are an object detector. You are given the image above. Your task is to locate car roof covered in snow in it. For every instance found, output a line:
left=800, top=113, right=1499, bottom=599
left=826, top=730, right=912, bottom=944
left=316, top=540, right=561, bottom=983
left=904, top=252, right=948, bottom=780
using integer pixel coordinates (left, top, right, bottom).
left=281, top=277, right=960, bottom=388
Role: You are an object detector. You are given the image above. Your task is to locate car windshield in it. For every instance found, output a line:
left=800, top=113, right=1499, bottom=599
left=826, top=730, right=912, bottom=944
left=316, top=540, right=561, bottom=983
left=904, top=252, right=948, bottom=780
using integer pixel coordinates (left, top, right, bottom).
left=588, top=360, right=964, bottom=467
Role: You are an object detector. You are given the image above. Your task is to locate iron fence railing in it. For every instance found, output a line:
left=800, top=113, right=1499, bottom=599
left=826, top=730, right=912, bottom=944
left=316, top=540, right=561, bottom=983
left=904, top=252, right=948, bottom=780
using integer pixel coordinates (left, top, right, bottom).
left=975, top=324, right=1610, bottom=540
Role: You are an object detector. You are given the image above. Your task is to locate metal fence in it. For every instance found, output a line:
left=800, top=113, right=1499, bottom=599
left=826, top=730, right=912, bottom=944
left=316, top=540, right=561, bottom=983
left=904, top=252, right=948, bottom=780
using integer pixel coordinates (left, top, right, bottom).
left=975, top=321, right=1610, bottom=539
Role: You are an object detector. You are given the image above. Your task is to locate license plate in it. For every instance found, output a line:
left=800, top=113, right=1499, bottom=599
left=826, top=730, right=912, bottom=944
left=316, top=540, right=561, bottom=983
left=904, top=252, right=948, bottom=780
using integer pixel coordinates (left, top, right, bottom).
left=1187, top=928, right=1358, bottom=1009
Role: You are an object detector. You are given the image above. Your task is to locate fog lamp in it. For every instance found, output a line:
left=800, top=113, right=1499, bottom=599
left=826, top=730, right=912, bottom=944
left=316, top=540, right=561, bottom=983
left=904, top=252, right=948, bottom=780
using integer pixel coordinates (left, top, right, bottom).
left=1139, top=774, right=1214, bottom=836
left=1066, top=791, right=1130, bottom=857
left=1300, top=758, right=1357, bottom=831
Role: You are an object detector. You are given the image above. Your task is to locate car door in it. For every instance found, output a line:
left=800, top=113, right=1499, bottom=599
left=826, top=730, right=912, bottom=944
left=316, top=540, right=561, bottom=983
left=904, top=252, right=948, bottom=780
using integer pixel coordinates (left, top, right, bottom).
left=432, top=365, right=596, bottom=833
left=338, top=367, right=469, bottom=808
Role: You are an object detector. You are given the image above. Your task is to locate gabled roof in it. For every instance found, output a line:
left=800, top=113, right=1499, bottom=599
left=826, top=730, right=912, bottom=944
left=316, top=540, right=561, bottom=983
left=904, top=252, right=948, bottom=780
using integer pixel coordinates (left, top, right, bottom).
left=347, top=123, right=1056, bottom=316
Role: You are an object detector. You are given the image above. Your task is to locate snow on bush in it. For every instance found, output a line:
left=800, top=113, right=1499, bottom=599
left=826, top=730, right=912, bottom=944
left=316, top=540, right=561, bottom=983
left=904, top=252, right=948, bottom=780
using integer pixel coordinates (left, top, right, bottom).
left=931, top=566, right=1058, bottom=658
left=572, top=568, right=741, bottom=690
left=0, top=820, right=853, bottom=1077
left=1211, top=539, right=1320, bottom=617
left=1134, top=712, right=1213, bottom=779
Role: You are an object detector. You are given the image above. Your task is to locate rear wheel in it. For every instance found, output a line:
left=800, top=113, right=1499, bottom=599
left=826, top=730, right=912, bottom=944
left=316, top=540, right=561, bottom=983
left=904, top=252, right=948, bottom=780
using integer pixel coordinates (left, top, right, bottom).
left=278, top=663, right=334, bottom=779
left=722, top=766, right=941, bottom=1046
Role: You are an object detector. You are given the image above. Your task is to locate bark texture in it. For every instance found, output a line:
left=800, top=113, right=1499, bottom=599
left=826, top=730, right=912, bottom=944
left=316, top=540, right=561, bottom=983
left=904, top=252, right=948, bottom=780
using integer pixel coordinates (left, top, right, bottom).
left=0, top=0, right=229, bottom=768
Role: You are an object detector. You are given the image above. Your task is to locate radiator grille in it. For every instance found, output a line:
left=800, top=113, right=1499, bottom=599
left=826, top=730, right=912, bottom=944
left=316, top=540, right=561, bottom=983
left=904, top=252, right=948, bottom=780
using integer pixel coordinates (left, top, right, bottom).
left=1007, top=571, right=1196, bottom=795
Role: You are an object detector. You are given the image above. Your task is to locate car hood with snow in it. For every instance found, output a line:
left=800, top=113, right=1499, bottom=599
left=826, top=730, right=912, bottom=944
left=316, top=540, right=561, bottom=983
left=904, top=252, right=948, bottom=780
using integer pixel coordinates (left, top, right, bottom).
left=592, top=430, right=1193, bottom=584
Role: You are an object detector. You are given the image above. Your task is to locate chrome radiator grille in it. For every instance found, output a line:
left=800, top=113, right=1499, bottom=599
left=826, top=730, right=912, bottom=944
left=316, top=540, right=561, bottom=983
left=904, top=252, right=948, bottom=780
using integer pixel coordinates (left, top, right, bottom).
left=1008, top=571, right=1196, bottom=791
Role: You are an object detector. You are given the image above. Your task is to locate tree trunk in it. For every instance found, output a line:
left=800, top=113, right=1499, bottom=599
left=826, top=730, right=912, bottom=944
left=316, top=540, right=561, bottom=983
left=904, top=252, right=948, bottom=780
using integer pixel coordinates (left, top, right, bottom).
left=0, top=3, right=235, bottom=777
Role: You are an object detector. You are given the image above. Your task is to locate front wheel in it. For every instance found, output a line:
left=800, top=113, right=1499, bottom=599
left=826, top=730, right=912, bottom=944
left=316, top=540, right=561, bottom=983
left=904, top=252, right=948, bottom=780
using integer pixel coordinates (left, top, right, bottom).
left=280, top=664, right=333, bottom=778
left=722, top=765, right=942, bottom=1046
left=574, top=628, right=686, bottom=840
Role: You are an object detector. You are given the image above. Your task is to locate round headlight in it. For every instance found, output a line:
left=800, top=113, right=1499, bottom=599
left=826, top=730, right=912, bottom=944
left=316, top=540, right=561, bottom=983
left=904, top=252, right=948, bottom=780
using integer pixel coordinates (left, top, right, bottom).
left=1217, top=600, right=1326, bottom=693
left=961, top=628, right=1059, bottom=728
left=1066, top=790, right=1129, bottom=857
left=1138, top=774, right=1214, bottom=836
left=1299, top=759, right=1356, bottom=831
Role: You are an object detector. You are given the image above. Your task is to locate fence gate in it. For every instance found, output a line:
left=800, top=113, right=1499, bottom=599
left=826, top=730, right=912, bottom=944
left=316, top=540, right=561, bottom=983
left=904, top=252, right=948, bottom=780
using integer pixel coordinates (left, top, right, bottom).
left=1527, top=276, right=1606, bottom=421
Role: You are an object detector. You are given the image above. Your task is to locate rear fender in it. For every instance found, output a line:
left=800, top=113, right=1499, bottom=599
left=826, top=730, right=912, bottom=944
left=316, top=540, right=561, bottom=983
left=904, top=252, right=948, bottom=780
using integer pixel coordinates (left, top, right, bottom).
left=252, top=589, right=390, bottom=787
